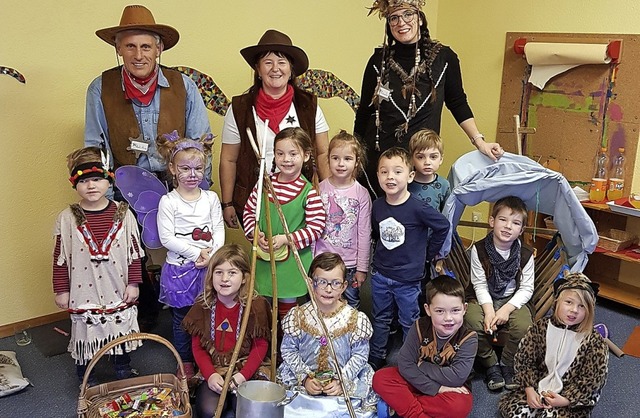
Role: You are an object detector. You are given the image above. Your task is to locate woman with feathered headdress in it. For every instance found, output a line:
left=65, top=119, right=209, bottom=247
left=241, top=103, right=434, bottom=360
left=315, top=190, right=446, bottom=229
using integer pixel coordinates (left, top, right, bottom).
left=354, top=0, right=504, bottom=198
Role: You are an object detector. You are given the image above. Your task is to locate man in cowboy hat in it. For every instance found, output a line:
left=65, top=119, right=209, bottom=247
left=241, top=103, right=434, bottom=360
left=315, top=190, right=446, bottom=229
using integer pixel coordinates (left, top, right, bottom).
left=84, top=4, right=211, bottom=187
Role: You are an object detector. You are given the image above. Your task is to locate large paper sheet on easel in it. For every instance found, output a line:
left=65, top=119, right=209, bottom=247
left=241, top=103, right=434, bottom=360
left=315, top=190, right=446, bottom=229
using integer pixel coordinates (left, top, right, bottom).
left=525, top=43, right=610, bottom=89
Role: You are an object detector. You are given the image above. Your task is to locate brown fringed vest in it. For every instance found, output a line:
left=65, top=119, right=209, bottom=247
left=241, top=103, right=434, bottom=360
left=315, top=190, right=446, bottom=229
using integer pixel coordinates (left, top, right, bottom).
left=470, top=236, right=534, bottom=302
left=101, top=66, right=187, bottom=168
left=230, top=87, right=317, bottom=215
left=181, top=296, right=272, bottom=377
left=416, top=316, right=476, bottom=368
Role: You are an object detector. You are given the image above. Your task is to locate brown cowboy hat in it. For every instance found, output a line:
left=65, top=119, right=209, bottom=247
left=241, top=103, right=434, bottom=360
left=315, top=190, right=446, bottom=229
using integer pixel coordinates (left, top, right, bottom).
left=96, top=5, right=179, bottom=50
left=240, top=29, right=309, bottom=76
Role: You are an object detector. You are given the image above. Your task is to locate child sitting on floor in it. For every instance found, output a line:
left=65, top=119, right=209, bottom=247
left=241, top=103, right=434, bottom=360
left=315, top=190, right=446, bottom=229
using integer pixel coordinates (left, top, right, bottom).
left=277, top=252, right=378, bottom=417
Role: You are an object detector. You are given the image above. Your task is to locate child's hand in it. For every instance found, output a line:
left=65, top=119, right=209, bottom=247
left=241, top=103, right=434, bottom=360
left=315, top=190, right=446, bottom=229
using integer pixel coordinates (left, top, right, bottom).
left=230, top=372, right=246, bottom=390
left=195, top=248, right=212, bottom=268
left=353, top=271, right=367, bottom=288
left=491, top=304, right=515, bottom=329
left=438, top=385, right=469, bottom=394
left=323, top=379, right=344, bottom=396
left=434, top=259, right=444, bottom=274
left=483, top=313, right=496, bottom=334
left=208, top=372, right=225, bottom=394
left=55, top=292, right=70, bottom=310
left=304, top=376, right=324, bottom=396
left=542, top=391, right=570, bottom=408
left=257, top=231, right=270, bottom=251
left=525, top=387, right=547, bottom=409
left=123, top=284, right=139, bottom=303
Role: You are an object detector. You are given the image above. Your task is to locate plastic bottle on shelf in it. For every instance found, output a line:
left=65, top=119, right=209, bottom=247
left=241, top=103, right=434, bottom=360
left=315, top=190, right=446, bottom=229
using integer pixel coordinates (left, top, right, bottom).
left=589, top=147, right=609, bottom=203
left=607, top=147, right=626, bottom=201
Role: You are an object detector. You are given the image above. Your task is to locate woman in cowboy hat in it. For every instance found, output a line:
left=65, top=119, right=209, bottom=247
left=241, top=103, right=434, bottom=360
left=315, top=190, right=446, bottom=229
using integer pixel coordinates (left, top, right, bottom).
left=85, top=4, right=211, bottom=188
left=219, top=29, right=330, bottom=229
left=354, top=0, right=503, bottom=198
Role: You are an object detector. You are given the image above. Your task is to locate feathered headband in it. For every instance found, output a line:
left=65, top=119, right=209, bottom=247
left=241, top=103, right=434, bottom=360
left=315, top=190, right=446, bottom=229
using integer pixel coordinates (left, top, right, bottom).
left=69, top=149, right=114, bottom=188
left=368, top=0, right=425, bottom=18
left=553, top=272, right=600, bottom=299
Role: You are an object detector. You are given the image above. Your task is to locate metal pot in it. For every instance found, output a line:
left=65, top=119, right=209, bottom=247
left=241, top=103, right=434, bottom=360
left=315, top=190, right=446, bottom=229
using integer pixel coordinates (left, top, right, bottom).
left=236, top=381, right=298, bottom=418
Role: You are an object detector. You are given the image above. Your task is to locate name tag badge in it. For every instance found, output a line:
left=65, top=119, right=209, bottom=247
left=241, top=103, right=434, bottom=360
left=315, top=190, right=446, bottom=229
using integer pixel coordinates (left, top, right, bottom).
left=130, top=141, right=149, bottom=152
left=378, top=86, right=391, bottom=100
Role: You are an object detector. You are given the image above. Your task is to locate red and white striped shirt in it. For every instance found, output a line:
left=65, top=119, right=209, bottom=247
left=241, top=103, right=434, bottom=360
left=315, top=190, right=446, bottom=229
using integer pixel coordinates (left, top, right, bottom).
left=243, top=174, right=325, bottom=250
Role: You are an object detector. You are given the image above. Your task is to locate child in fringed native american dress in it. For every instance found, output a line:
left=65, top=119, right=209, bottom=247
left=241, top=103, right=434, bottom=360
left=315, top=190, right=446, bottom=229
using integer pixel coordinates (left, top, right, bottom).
left=498, top=273, right=608, bottom=418
left=182, top=244, right=271, bottom=418
left=277, top=252, right=378, bottom=417
left=53, top=147, right=143, bottom=384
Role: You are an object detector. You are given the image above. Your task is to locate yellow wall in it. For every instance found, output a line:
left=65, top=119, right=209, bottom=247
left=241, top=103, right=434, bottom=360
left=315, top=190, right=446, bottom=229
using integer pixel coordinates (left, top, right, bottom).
left=3, top=0, right=640, bottom=325
left=0, top=0, right=435, bottom=325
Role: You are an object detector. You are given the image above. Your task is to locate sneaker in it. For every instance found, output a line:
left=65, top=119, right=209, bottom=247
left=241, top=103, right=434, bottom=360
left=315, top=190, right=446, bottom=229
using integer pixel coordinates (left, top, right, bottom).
left=502, top=365, right=518, bottom=390
left=368, top=356, right=386, bottom=372
left=377, top=399, right=396, bottom=417
left=485, top=364, right=505, bottom=391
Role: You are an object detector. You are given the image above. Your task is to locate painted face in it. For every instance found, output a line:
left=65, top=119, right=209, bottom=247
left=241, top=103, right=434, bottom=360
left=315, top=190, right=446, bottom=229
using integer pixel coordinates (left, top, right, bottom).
left=312, top=265, right=347, bottom=312
left=425, top=293, right=467, bottom=338
left=256, top=52, right=292, bottom=97
left=556, top=290, right=587, bottom=327
left=274, top=138, right=309, bottom=182
left=116, top=32, right=161, bottom=79
left=75, top=177, right=110, bottom=205
left=377, top=155, right=415, bottom=200
left=489, top=207, right=525, bottom=250
left=412, top=147, right=443, bottom=181
left=388, top=8, right=421, bottom=45
left=212, top=261, right=245, bottom=303
left=170, top=151, right=205, bottom=191
left=329, top=144, right=357, bottom=182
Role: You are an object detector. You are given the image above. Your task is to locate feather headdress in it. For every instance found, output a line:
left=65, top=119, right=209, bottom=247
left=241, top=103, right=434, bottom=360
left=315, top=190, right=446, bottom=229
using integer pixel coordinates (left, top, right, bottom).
left=368, top=0, right=426, bottom=18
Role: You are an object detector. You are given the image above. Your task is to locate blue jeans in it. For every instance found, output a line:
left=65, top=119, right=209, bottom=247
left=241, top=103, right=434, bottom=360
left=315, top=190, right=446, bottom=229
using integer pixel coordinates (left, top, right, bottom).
left=172, top=306, right=194, bottom=362
left=369, top=270, right=421, bottom=360
left=343, top=267, right=361, bottom=309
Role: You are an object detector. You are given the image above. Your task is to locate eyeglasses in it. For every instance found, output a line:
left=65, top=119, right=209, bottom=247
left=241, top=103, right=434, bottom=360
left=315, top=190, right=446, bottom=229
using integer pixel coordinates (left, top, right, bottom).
left=388, top=10, right=418, bottom=27
left=312, top=277, right=346, bottom=290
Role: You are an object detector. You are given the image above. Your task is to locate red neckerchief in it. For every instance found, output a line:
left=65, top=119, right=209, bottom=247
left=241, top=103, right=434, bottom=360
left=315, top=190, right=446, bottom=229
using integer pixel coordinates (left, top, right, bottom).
left=255, top=85, right=294, bottom=134
left=122, top=65, right=159, bottom=105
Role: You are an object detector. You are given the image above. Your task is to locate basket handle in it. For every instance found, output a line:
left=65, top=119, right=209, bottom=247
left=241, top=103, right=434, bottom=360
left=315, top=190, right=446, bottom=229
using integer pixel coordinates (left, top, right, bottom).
left=77, top=332, right=188, bottom=411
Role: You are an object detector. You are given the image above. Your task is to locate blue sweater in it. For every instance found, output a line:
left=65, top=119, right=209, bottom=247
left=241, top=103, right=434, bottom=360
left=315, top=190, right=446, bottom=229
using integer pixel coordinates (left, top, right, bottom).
left=372, top=195, right=450, bottom=282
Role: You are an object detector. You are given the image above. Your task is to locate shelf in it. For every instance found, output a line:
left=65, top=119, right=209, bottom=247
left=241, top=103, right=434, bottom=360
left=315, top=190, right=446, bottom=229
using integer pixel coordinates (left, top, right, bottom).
left=595, top=278, right=640, bottom=309
left=594, top=245, right=640, bottom=264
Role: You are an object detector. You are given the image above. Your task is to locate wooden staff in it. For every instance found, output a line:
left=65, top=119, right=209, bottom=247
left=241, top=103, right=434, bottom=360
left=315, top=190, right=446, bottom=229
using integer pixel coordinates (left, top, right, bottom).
left=214, top=123, right=269, bottom=418
left=246, top=128, right=357, bottom=418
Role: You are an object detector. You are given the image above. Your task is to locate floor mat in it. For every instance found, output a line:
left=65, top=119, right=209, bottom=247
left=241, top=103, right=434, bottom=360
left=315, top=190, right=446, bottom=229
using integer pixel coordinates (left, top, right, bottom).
left=622, top=325, right=640, bottom=358
left=30, top=319, right=71, bottom=357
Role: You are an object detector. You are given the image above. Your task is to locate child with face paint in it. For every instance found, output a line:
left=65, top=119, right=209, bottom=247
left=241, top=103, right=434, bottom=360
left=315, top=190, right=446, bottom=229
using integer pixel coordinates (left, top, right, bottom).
left=156, top=131, right=225, bottom=379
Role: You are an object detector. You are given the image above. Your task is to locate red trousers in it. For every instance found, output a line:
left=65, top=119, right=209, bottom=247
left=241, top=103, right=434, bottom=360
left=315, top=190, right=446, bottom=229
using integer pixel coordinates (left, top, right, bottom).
left=372, top=367, right=473, bottom=418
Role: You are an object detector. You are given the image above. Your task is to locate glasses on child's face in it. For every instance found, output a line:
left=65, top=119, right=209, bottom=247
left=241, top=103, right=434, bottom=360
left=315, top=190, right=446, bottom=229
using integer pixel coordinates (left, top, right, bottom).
left=388, top=10, right=418, bottom=26
left=312, top=277, right=346, bottom=290
left=176, top=164, right=204, bottom=177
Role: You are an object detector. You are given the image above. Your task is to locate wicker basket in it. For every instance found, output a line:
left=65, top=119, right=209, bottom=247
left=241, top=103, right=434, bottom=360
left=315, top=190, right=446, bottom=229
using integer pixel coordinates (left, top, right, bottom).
left=77, top=333, right=191, bottom=418
left=597, top=229, right=638, bottom=252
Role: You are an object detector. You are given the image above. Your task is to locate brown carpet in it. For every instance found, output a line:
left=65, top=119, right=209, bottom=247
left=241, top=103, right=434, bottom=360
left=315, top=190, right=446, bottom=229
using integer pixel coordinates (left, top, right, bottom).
left=622, top=325, right=640, bottom=358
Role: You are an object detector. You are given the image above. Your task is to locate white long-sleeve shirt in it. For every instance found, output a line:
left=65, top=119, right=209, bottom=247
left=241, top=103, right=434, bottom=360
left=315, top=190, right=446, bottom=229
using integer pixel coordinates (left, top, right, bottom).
left=158, top=189, right=225, bottom=265
left=470, top=242, right=534, bottom=308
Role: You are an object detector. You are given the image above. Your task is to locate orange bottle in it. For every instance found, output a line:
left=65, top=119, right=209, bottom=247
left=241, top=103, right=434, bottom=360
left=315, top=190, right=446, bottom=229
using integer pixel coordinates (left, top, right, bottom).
left=589, top=147, right=608, bottom=203
left=607, top=147, right=625, bottom=201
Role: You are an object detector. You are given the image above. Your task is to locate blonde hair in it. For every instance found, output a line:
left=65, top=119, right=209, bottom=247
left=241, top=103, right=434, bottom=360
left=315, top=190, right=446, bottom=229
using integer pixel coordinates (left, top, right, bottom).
left=408, top=129, right=444, bottom=156
left=273, top=127, right=319, bottom=190
left=198, top=244, right=255, bottom=309
left=327, top=130, right=367, bottom=179
left=554, top=288, right=596, bottom=334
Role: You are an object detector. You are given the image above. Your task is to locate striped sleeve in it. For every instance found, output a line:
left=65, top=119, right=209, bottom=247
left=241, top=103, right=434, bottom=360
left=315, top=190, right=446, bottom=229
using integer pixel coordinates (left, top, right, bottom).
left=291, top=188, right=326, bottom=250
left=52, top=235, right=70, bottom=294
left=243, top=182, right=260, bottom=239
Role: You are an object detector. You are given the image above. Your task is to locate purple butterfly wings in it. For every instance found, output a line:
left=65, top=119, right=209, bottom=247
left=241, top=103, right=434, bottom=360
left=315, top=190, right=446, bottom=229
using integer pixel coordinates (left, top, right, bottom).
left=115, top=166, right=167, bottom=249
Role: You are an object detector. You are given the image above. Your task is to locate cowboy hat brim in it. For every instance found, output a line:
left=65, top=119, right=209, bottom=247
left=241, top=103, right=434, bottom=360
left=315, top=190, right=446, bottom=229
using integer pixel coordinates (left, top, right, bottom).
left=240, top=44, right=309, bottom=76
left=96, top=24, right=179, bottom=50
